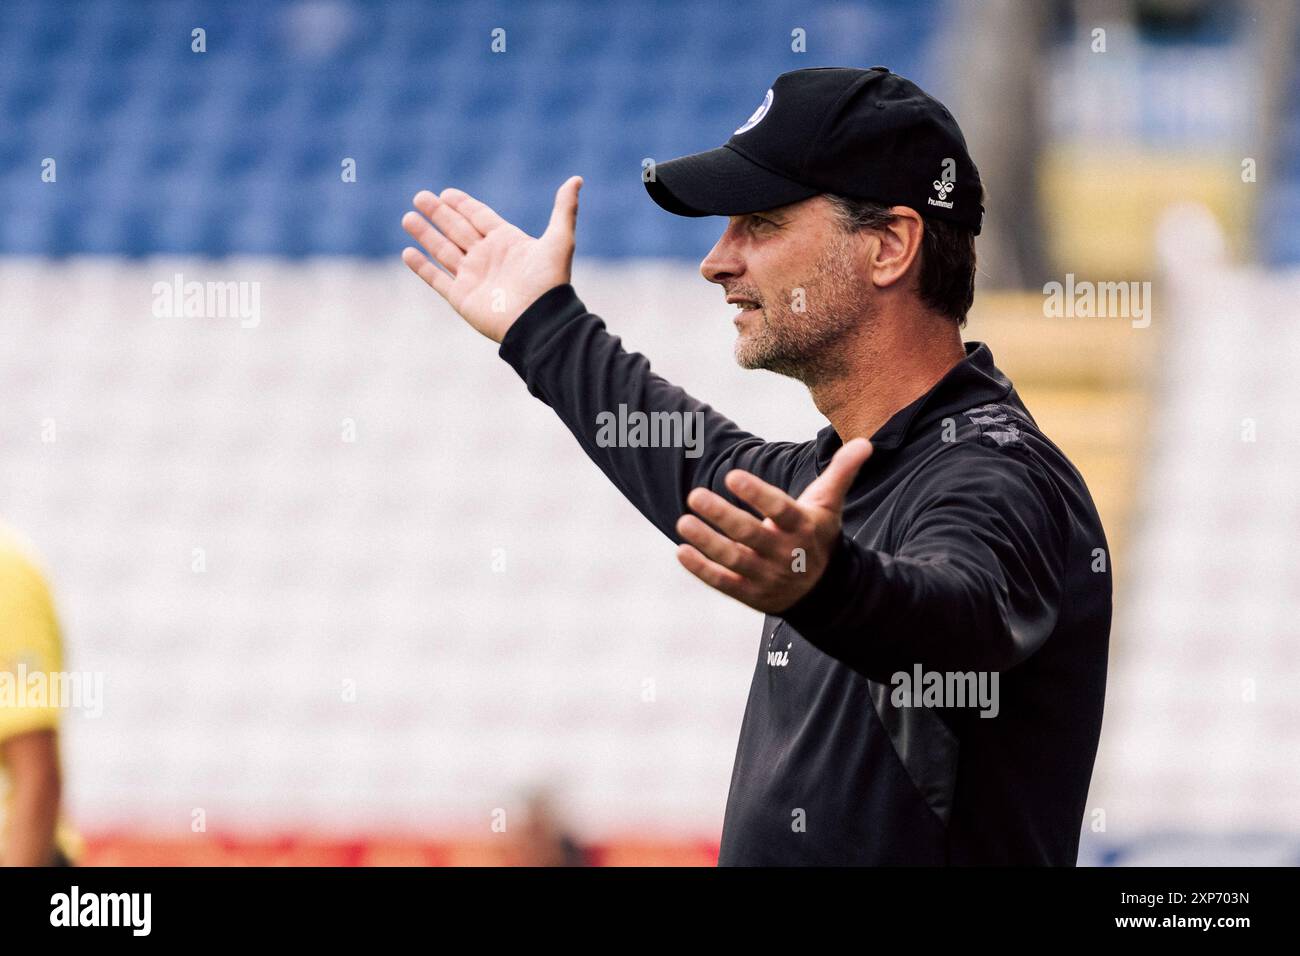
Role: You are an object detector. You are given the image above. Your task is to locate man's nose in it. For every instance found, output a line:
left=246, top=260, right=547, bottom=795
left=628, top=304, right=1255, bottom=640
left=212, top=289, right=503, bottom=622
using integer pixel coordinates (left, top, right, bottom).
left=700, top=227, right=744, bottom=285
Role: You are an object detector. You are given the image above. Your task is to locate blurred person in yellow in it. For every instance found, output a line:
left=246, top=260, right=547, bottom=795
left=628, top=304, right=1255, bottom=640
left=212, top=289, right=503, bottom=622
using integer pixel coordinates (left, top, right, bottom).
left=0, top=522, right=80, bottom=866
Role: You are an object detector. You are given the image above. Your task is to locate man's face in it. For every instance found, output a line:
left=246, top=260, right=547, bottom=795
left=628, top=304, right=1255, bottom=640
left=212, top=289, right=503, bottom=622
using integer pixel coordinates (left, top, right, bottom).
left=700, top=195, right=871, bottom=385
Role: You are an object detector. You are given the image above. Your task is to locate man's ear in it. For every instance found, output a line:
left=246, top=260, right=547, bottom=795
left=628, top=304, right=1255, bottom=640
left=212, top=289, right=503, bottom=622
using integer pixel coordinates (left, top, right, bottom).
left=870, top=207, right=924, bottom=290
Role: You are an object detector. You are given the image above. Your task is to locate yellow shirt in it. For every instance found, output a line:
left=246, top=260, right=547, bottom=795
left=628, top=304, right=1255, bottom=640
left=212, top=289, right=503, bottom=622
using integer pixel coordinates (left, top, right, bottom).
left=0, top=524, right=81, bottom=864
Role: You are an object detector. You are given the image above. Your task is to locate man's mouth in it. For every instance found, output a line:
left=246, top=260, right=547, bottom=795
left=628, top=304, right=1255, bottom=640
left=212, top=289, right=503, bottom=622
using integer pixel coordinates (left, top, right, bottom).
left=727, top=296, right=762, bottom=312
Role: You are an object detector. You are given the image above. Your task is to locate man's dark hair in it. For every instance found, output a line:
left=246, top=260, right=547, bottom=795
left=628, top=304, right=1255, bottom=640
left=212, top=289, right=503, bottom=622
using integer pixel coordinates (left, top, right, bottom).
left=824, top=194, right=977, bottom=328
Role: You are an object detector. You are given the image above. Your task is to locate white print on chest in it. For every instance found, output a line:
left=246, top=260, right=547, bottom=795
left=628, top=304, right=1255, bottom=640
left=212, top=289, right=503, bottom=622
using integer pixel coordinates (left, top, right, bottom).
left=767, top=640, right=793, bottom=668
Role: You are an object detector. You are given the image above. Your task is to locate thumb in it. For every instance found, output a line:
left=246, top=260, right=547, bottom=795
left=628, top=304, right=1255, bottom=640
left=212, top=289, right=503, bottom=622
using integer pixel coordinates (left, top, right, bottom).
left=799, top=438, right=873, bottom=512
left=544, top=175, right=582, bottom=244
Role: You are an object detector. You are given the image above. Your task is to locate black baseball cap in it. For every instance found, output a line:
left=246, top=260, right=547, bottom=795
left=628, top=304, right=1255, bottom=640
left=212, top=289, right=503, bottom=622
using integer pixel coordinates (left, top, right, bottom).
left=644, top=66, right=984, bottom=235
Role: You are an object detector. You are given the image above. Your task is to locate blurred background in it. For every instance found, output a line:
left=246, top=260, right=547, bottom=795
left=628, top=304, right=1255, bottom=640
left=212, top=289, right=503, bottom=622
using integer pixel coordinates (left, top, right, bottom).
left=0, top=0, right=1296, bottom=865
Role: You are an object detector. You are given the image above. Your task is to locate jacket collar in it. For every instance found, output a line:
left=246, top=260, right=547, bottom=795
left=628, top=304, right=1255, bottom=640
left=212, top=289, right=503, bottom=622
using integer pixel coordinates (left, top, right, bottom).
left=813, top=341, right=1014, bottom=469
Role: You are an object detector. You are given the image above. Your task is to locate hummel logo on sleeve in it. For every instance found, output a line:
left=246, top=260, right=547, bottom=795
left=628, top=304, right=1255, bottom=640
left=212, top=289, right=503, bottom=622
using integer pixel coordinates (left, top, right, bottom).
left=963, top=403, right=1022, bottom=447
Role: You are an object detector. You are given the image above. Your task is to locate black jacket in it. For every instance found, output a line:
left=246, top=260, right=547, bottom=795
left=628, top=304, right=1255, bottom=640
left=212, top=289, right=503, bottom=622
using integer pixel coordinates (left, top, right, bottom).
left=499, top=283, right=1112, bottom=865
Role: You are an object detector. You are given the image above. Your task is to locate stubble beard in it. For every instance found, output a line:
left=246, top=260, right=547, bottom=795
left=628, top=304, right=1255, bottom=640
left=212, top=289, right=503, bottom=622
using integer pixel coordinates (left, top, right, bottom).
left=733, top=230, right=870, bottom=388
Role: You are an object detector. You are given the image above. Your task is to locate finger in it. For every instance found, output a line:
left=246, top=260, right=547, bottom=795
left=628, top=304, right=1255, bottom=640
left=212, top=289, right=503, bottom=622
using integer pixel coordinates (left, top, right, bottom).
left=800, top=438, right=873, bottom=512
left=402, top=207, right=463, bottom=272
left=401, top=246, right=453, bottom=298
left=685, top=486, right=783, bottom=559
left=544, top=176, right=582, bottom=244
left=724, top=469, right=804, bottom=533
left=439, top=187, right=508, bottom=236
left=416, top=187, right=483, bottom=253
left=675, top=513, right=764, bottom=576
left=675, top=543, right=754, bottom=604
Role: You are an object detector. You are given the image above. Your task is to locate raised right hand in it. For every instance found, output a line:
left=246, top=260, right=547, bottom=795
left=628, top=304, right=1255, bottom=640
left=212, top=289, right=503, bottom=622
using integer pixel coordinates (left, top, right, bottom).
left=401, top=175, right=583, bottom=343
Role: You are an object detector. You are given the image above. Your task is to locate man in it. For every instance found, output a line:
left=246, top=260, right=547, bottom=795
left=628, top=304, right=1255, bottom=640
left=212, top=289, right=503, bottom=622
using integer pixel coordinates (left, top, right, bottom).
left=0, top=522, right=78, bottom=866
left=400, top=66, right=1111, bottom=865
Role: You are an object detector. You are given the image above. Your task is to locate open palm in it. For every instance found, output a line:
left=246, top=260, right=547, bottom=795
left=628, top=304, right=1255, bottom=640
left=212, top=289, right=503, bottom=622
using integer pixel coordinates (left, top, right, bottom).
left=400, top=176, right=582, bottom=343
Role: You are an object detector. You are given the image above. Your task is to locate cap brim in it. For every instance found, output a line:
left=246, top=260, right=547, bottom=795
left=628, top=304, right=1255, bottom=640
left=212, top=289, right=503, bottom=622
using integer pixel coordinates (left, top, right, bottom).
left=644, top=145, right=818, bottom=217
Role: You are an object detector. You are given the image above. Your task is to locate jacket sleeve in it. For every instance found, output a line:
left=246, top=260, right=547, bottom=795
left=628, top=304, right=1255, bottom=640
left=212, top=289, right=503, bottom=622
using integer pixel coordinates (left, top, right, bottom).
left=778, top=443, right=1070, bottom=682
left=497, top=283, right=807, bottom=542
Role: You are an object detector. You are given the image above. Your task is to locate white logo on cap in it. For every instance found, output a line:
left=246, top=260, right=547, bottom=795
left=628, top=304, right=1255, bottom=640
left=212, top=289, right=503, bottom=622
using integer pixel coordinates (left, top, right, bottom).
left=734, top=88, right=773, bottom=135
left=928, top=158, right=957, bottom=210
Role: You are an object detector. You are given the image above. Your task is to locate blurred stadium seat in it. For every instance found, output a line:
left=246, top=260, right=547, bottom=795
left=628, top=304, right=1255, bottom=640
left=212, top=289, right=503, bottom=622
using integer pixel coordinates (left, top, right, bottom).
left=0, top=0, right=937, bottom=260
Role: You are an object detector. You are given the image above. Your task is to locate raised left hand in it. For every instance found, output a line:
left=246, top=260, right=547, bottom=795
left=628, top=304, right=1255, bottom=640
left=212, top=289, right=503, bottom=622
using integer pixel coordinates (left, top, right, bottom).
left=675, top=438, right=874, bottom=613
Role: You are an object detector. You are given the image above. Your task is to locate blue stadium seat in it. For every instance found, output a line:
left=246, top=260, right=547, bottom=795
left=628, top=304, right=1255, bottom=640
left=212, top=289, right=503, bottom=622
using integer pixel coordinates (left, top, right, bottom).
left=0, top=0, right=937, bottom=257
